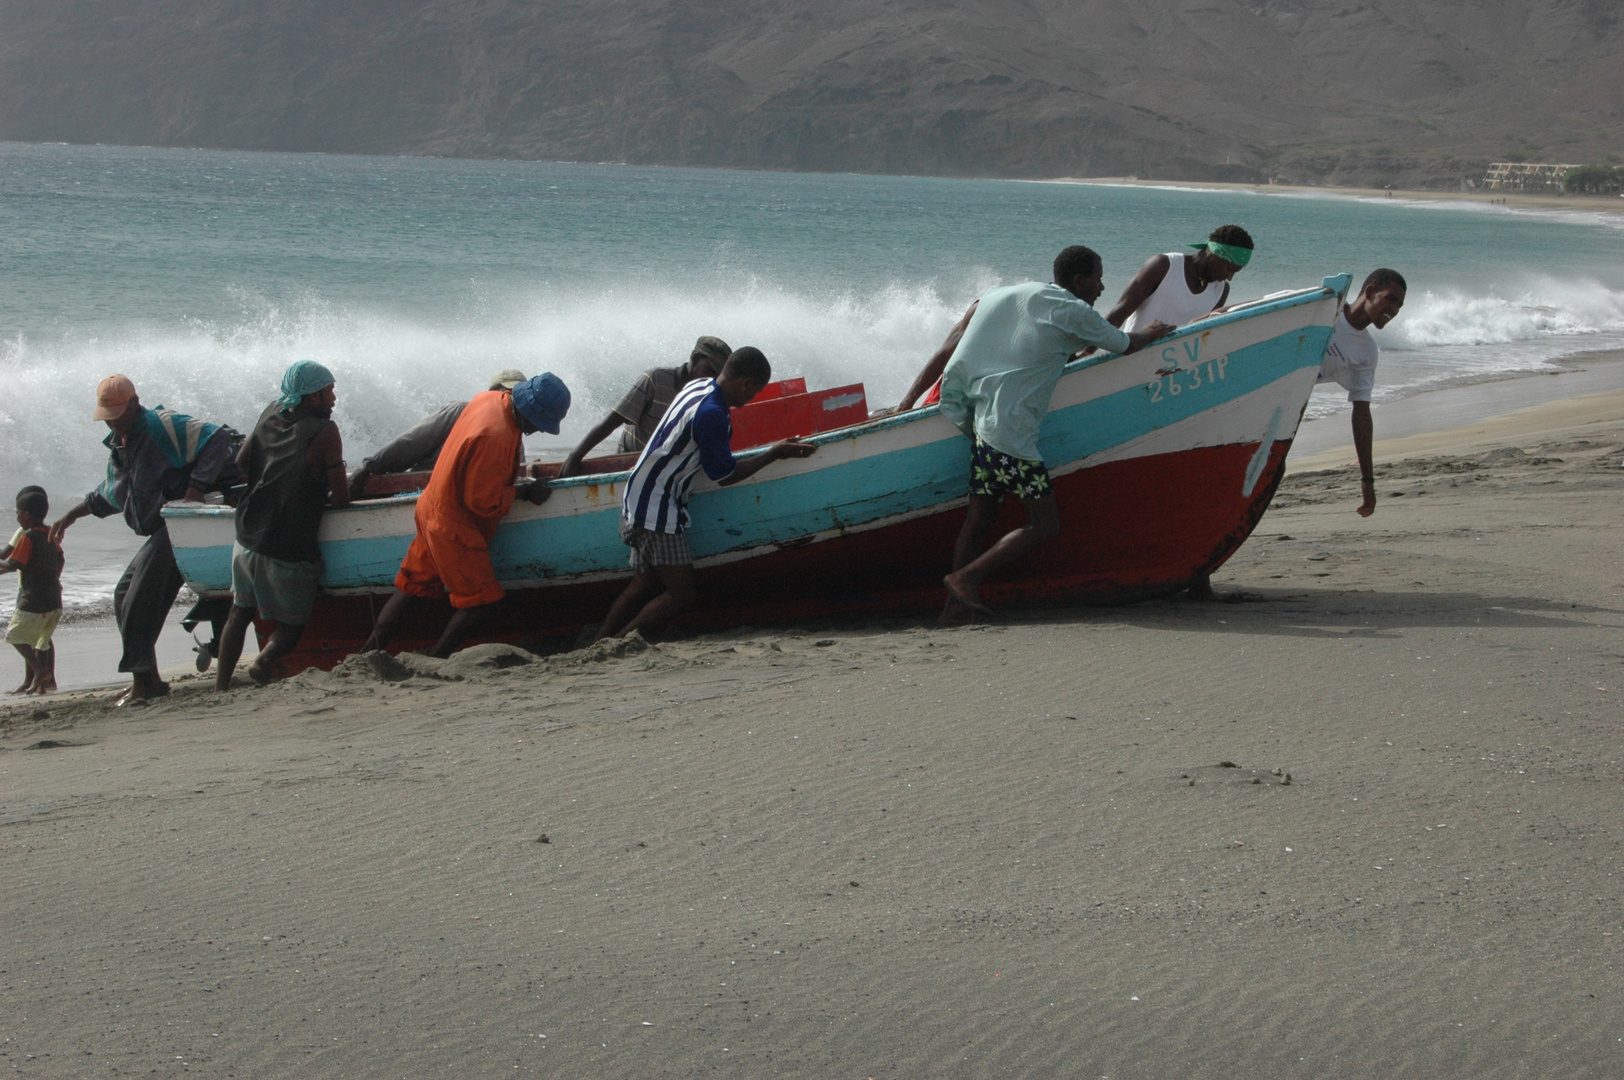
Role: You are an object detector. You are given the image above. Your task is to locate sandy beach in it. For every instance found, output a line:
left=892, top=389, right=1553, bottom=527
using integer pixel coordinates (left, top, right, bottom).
left=3, top=384, right=1622, bottom=1077
left=1054, top=175, right=1624, bottom=217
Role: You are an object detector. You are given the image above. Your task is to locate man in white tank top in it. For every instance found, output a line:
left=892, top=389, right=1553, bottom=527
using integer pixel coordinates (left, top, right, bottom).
left=1106, top=224, right=1254, bottom=335
left=1092, top=226, right=1254, bottom=600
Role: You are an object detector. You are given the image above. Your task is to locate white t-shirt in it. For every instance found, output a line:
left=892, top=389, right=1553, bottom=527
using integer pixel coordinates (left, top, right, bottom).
left=1317, top=310, right=1378, bottom=403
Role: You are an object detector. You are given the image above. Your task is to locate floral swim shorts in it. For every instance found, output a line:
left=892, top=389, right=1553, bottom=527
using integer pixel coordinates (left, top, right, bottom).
left=968, top=436, right=1053, bottom=501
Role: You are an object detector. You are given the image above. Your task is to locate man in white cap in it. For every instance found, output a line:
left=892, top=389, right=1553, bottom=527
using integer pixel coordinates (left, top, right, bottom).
left=50, top=375, right=237, bottom=704
left=346, top=369, right=527, bottom=499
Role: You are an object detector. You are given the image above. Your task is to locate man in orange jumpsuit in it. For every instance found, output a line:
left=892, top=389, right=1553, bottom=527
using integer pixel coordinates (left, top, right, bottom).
left=361, top=372, right=570, bottom=657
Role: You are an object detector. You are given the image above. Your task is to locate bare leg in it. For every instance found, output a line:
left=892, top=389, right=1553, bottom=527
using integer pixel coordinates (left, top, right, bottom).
left=427, top=602, right=495, bottom=658
left=360, top=589, right=413, bottom=652
left=617, top=563, right=697, bottom=639
left=951, top=493, right=1005, bottom=572
left=215, top=605, right=256, bottom=691
left=943, top=496, right=1061, bottom=611
left=247, top=622, right=307, bottom=683
left=596, top=573, right=658, bottom=642
left=33, top=644, right=54, bottom=693
left=11, top=643, right=36, bottom=694
left=941, top=494, right=1005, bottom=623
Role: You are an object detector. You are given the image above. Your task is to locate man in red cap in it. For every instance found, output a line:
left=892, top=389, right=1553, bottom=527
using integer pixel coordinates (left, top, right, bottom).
left=51, top=375, right=237, bottom=704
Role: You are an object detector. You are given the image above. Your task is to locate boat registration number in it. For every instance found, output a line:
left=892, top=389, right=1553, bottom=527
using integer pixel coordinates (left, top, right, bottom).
left=1146, top=341, right=1227, bottom=403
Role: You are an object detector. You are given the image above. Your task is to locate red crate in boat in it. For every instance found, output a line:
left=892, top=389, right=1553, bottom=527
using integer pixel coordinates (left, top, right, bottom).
left=809, top=383, right=869, bottom=433
left=730, top=382, right=868, bottom=450
left=750, top=378, right=806, bottom=402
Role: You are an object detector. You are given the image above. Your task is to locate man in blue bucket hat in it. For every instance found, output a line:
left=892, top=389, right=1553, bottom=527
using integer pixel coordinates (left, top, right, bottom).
left=362, top=372, right=569, bottom=658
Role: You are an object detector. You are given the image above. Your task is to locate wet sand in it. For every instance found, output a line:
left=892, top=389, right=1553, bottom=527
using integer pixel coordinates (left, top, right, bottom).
left=3, top=403, right=1623, bottom=1077
left=1293, top=349, right=1624, bottom=463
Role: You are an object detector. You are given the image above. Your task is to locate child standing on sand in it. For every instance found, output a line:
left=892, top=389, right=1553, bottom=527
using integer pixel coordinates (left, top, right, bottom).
left=2, top=486, right=64, bottom=695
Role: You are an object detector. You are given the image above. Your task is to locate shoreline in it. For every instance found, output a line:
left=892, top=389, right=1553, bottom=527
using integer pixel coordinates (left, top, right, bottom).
left=1292, top=347, right=1624, bottom=463
left=1049, top=175, right=1624, bottom=217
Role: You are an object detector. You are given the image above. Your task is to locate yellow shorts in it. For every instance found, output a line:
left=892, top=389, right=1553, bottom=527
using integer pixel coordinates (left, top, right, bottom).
left=5, top=607, right=61, bottom=650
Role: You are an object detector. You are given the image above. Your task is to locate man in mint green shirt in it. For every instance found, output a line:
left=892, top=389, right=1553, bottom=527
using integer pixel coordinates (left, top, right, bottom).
left=940, top=245, right=1172, bottom=620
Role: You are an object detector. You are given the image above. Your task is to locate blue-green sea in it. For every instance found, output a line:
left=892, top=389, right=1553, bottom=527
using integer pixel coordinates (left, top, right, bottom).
left=4, top=141, right=1623, bottom=614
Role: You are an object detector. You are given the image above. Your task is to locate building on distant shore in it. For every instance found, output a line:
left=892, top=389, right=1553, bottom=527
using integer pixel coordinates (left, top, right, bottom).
left=1482, top=162, right=1581, bottom=191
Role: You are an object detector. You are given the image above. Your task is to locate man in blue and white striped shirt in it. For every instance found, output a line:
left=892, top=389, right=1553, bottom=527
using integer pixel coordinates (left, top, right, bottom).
left=598, top=347, right=816, bottom=640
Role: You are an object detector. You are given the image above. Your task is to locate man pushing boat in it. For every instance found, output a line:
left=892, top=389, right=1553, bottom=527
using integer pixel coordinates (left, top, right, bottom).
left=50, top=376, right=239, bottom=704
left=1104, top=225, right=1254, bottom=336
left=215, top=361, right=350, bottom=689
left=360, top=373, right=571, bottom=658
left=346, top=369, right=529, bottom=499
left=938, top=245, right=1173, bottom=622
left=557, top=335, right=733, bottom=478
left=1104, top=224, right=1254, bottom=599
left=595, top=347, right=815, bottom=641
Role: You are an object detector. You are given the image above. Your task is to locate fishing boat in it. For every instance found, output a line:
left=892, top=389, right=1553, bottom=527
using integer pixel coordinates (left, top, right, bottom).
left=164, top=274, right=1352, bottom=665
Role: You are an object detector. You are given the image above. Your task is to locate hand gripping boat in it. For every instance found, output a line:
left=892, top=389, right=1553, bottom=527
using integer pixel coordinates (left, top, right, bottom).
left=165, top=275, right=1352, bottom=665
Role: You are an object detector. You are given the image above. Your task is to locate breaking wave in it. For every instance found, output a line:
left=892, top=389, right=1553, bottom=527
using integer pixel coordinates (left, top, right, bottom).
left=0, top=274, right=999, bottom=497
left=1378, top=277, right=1624, bottom=350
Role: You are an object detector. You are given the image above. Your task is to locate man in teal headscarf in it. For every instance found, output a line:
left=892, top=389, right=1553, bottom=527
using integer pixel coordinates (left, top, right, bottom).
left=278, top=360, right=336, bottom=409
left=215, top=360, right=350, bottom=689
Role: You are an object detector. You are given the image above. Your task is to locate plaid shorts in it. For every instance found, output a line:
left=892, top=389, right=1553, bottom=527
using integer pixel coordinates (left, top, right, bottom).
left=620, top=520, right=693, bottom=575
left=969, top=436, right=1053, bottom=501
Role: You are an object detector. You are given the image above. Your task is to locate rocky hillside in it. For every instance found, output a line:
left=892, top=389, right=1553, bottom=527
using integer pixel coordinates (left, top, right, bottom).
left=0, top=0, right=1618, bottom=186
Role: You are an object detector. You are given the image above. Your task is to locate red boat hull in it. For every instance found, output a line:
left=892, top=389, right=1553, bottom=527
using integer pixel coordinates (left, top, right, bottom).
left=265, top=439, right=1290, bottom=668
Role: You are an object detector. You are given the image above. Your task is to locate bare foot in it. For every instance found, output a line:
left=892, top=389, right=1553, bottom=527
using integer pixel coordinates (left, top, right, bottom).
left=36, top=679, right=55, bottom=694
left=942, top=573, right=994, bottom=617
left=115, top=677, right=171, bottom=707
left=246, top=661, right=276, bottom=686
left=8, top=681, right=31, bottom=695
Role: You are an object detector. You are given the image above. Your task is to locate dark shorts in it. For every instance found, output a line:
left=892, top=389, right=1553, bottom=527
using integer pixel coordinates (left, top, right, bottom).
left=969, top=436, right=1053, bottom=501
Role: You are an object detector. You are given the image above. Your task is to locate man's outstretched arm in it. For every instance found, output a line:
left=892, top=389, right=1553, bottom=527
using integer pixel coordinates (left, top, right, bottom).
left=1352, top=401, right=1376, bottom=517
left=897, top=301, right=978, bottom=411
left=1105, top=254, right=1172, bottom=328
left=559, top=411, right=631, bottom=478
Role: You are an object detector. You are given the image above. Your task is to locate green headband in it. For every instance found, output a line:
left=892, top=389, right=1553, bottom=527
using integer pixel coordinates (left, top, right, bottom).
left=1191, top=240, right=1252, bottom=269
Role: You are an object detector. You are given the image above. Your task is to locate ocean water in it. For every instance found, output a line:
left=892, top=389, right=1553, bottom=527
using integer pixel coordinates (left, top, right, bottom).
left=3, top=142, right=1623, bottom=616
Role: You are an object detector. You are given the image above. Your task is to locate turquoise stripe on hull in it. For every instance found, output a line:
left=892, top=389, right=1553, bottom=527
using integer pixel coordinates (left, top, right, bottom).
left=1041, top=326, right=1332, bottom=463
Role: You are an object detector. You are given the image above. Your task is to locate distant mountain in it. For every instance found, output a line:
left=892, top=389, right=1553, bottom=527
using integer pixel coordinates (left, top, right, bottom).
left=1, top=0, right=1619, bottom=186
